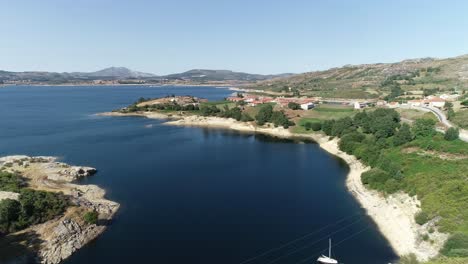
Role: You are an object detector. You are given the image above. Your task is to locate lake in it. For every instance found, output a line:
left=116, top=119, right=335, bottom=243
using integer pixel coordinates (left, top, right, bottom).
left=0, top=85, right=397, bottom=264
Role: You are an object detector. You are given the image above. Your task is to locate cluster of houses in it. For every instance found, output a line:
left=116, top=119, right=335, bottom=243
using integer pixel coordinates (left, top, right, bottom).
left=226, top=95, right=317, bottom=110
left=137, top=96, right=208, bottom=107
left=226, top=92, right=461, bottom=111
left=383, top=93, right=464, bottom=109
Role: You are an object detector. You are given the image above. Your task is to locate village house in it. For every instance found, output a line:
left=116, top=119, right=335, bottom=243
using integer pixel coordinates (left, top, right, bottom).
left=408, top=99, right=423, bottom=107
left=376, top=100, right=387, bottom=107
left=300, top=102, right=315, bottom=110
left=387, top=102, right=400, bottom=108
left=226, top=97, right=245, bottom=102
left=424, top=97, right=446, bottom=108
left=439, top=93, right=460, bottom=101
left=408, top=97, right=446, bottom=108
left=353, top=101, right=368, bottom=109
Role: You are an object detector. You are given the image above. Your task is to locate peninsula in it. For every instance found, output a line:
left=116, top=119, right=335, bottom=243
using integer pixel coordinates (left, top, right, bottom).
left=101, top=94, right=468, bottom=264
left=0, top=156, right=119, bottom=264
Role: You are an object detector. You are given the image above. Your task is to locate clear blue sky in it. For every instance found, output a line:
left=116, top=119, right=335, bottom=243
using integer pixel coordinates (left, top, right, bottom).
left=1, top=0, right=468, bottom=75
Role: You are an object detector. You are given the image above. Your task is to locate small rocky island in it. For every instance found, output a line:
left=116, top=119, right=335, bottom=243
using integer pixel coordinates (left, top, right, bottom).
left=0, top=156, right=119, bottom=264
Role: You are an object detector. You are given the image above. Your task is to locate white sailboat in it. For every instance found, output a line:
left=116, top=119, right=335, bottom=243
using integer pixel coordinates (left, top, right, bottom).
left=317, top=239, right=338, bottom=264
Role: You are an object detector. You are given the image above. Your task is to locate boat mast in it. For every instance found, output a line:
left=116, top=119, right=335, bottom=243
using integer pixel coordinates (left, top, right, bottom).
left=329, top=238, right=331, bottom=258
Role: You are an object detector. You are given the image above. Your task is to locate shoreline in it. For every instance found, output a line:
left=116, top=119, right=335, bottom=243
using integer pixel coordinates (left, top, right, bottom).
left=0, top=83, right=237, bottom=88
left=100, top=111, right=446, bottom=261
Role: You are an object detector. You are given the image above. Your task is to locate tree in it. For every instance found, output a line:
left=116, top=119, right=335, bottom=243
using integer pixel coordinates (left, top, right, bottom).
left=353, top=111, right=369, bottom=127
left=304, top=122, right=312, bottom=131
left=223, top=107, right=242, bottom=121
left=255, top=104, right=273, bottom=125
left=441, top=234, right=468, bottom=257
left=461, top=100, right=468, bottom=107
left=200, top=105, right=220, bottom=116
left=338, top=132, right=366, bottom=154
left=331, top=117, right=354, bottom=137
left=0, top=199, right=21, bottom=233
left=447, top=107, right=455, bottom=120
left=444, top=102, right=454, bottom=109
left=83, top=211, right=99, bottom=225
left=288, top=102, right=301, bottom=110
left=311, top=122, right=322, bottom=131
left=444, top=127, right=459, bottom=141
left=271, top=111, right=292, bottom=128
left=322, top=120, right=335, bottom=136
left=393, top=123, right=413, bottom=146
left=412, top=119, right=436, bottom=138
left=292, top=89, right=300, bottom=97
left=240, top=113, right=254, bottom=122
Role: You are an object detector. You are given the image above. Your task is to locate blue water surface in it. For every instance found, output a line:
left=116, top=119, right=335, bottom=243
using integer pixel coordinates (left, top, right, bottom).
left=0, top=85, right=397, bottom=264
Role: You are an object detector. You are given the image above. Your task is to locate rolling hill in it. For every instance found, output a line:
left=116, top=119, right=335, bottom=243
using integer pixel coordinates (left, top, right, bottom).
left=0, top=67, right=292, bottom=84
left=163, top=69, right=293, bottom=82
left=249, top=54, right=468, bottom=99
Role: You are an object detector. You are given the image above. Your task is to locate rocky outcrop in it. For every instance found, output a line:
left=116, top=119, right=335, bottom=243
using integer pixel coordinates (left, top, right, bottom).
left=40, top=219, right=106, bottom=264
left=0, top=191, right=20, bottom=201
left=0, top=155, right=119, bottom=264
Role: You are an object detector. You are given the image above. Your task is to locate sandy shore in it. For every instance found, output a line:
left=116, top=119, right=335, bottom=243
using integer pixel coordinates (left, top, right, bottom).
left=101, top=111, right=446, bottom=261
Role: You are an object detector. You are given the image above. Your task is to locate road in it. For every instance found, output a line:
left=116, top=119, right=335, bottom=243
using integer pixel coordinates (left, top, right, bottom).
left=410, top=105, right=468, bottom=142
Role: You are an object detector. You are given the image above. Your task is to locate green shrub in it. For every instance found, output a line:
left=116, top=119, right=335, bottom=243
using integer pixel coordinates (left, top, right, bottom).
left=322, top=120, right=335, bottom=135
left=415, top=211, right=430, bottom=225
left=444, top=128, right=459, bottom=141
left=361, top=168, right=391, bottom=191
left=441, top=234, right=468, bottom=257
left=413, top=119, right=436, bottom=138
left=384, top=178, right=400, bottom=194
left=255, top=104, right=273, bottom=126
left=288, top=102, right=301, bottom=110
left=398, top=254, right=419, bottom=264
left=0, top=199, right=21, bottom=233
left=0, top=171, right=23, bottom=192
left=422, top=233, right=430, bottom=241
left=393, top=123, right=413, bottom=146
left=83, top=211, right=99, bottom=225
left=311, top=122, right=322, bottom=131
left=240, top=113, right=254, bottom=122
left=0, top=188, right=68, bottom=234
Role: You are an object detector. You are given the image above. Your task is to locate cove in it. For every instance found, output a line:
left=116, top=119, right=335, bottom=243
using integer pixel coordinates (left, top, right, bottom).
left=0, top=85, right=397, bottom=264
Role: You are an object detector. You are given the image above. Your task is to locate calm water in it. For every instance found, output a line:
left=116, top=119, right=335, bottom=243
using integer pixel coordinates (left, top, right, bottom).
left=0, top=85, right=397, bottom=264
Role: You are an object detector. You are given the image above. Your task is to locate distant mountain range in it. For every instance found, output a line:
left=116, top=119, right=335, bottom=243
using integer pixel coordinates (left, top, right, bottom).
left=0, top=67, right=293, bottom=84
left=71, top=67, right=157, bottom=79
left=163, top=69, right=293, bottom=81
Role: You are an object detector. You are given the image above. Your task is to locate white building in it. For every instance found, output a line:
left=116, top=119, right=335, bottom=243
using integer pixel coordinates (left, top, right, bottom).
left=425, top=97, right=445, bottom=108
left=440, top=93, right=460, bottom=101
left=353, top=102, right=367, bottom=109
left=387, top=102, right=400, bottom=108
left=300, top=102, right=315, bottom=110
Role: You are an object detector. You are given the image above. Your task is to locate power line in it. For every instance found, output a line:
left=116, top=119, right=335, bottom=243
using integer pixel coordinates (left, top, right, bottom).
left=238, top=212, right=363, bottom=264
left=265, top=216, right=365, bottom=264
left=294, top=226, right=371, bottom=264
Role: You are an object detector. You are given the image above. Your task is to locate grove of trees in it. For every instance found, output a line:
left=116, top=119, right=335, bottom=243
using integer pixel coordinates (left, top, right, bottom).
left=0, top=172, right=69, bottom=234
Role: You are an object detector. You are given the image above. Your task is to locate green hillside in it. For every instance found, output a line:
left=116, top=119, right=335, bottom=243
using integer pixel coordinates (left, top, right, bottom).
left=249, top=55, right=468, bottom=99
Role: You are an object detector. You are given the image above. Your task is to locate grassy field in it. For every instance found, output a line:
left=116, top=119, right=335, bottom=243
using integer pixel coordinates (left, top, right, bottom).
left=397, top=109, right=439, bottom=122
left=451, top=109, right=468, bottom=129
left=385, top=136, right=468, bottom=235
left=292, top=105, right=356, bottom=133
